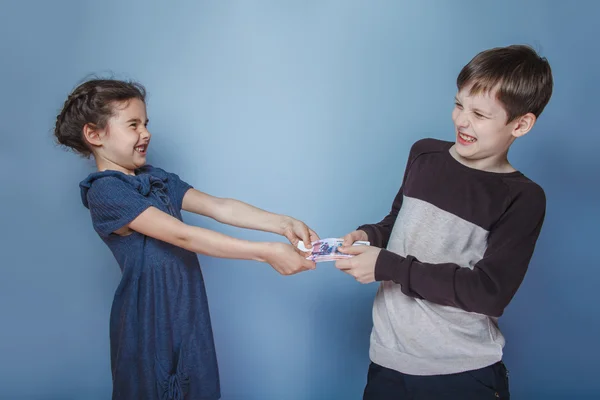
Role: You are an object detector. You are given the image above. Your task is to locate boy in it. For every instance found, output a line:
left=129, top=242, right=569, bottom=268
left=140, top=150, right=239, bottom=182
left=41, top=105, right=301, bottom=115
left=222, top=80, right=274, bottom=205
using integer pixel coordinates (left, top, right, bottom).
left=336, top=45, right=553, bottom=399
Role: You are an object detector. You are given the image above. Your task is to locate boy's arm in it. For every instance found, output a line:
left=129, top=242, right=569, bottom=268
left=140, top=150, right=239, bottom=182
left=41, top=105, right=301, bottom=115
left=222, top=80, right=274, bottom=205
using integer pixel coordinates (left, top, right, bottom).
left=182, top=189, right=318, bottom=245
left=353, top=139, right=431, bottom=248
left=374, top=187, right=546, bottom=317
left=357, top=187, right=403, bottom=248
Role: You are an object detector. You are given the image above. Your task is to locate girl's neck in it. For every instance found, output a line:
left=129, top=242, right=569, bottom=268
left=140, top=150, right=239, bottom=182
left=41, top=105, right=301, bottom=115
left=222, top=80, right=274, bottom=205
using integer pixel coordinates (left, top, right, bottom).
left=95, top=156, right=136, bottom=176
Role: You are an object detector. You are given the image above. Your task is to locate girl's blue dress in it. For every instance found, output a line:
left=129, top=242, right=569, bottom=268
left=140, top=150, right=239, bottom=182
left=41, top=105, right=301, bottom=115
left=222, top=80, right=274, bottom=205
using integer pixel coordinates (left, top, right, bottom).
left=80, top=165, right=220, bottom=400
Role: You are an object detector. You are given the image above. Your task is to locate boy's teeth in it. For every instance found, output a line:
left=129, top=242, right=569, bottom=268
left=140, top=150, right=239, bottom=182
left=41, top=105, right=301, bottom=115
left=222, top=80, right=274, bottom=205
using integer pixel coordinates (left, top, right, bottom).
left=460, top=133, right=476, bottom=142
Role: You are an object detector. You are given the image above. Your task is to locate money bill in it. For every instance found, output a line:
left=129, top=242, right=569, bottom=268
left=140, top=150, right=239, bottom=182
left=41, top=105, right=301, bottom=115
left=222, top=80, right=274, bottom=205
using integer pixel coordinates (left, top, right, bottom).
left=297, top=238, right=370, bottom=262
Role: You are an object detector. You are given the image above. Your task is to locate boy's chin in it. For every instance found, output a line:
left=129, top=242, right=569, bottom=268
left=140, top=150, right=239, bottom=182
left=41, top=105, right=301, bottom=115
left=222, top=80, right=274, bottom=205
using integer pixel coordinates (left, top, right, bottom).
left=454, top=142, right=479, bottom=158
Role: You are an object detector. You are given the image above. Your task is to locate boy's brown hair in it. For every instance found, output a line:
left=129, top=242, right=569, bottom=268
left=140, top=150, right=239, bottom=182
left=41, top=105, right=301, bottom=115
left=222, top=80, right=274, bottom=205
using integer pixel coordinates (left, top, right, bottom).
left=457, top=45, right=553, bottom=123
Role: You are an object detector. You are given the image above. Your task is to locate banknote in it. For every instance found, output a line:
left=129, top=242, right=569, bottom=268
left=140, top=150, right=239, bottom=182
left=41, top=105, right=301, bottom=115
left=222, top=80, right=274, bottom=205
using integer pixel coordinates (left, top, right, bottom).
left=297, top=238, right=370, bottom=262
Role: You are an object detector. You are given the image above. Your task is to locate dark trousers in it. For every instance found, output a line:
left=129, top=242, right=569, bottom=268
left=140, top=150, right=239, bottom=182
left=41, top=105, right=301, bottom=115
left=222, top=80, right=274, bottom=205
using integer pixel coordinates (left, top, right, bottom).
left=363, top=361, right=510, bottom=399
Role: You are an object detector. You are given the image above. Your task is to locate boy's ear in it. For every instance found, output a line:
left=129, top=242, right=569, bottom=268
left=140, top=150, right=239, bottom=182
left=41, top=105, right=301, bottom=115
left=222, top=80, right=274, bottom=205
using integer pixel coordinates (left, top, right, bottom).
left=83, top=123, right=104, bottom=148
left=512, top=113, right=536, bottom=138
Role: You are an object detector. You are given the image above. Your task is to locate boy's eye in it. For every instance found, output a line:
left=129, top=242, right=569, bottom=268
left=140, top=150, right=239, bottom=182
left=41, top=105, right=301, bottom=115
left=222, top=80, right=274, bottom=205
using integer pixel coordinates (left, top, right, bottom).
left=474, top=112, right=485, bottom=119
left=454, top=102, right=463, bottom=109
left=130, top=123, right=137, bottom=128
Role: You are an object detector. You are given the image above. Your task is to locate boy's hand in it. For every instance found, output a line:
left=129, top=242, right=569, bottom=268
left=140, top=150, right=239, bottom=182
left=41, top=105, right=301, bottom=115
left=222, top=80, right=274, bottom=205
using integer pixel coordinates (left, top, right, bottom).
left=341, top=230, right=369, bottom=246
left=281, top=217, right=320, bottom=252
left=264, top=242, right=316, bottom=275
left=335, top=245, right=381, bottom=284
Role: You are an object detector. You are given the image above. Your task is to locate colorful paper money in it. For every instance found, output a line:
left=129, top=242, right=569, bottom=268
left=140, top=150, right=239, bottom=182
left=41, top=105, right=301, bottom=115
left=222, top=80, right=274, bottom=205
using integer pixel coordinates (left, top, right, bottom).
left=297, top=238, right=370, bottom=262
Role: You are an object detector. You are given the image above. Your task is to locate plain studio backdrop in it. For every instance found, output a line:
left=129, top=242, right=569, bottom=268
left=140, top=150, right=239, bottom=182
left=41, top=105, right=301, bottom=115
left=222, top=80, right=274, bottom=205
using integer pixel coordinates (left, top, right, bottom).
left=1, top=1, right=598, bottom=399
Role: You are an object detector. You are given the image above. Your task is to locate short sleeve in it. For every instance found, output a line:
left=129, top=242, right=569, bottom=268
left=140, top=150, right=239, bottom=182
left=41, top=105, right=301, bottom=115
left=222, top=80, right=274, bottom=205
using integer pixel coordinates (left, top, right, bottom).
left=86, top=177, right=153, bottom=237
left=166, top=171, right=193, bottom=209
left=169, top=173, right=193, bottom=210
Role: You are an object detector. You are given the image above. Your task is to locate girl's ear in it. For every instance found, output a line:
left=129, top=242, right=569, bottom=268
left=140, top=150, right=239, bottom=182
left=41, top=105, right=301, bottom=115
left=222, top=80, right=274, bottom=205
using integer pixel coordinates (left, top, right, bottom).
left=83, top=123, right=104, bottom=148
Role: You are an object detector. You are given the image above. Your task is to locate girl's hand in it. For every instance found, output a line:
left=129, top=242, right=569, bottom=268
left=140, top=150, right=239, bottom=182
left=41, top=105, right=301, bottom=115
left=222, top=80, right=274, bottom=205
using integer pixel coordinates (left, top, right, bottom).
left=264, top=242, right=316, bottom=275
left=280, top=217, right=320, bottom=250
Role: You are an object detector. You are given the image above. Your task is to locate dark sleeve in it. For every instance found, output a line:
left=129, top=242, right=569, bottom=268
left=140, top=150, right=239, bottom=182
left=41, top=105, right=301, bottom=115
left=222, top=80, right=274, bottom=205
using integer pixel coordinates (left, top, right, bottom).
left=358, top=189, right=403, bottom=248
left=86, top=177, right=153, bottom=237
left=374, top=184, right=546, bottom=317
left=357, top=139, right=428, bottom=248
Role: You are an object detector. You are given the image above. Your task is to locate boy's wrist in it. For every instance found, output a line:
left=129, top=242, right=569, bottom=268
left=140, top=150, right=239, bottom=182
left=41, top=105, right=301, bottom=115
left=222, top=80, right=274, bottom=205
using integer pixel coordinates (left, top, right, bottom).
left=356, top=229, right=369, bottom=242
left=357, top=225, right=374, bottom=244
left=374, top=249, right=403, bottom=282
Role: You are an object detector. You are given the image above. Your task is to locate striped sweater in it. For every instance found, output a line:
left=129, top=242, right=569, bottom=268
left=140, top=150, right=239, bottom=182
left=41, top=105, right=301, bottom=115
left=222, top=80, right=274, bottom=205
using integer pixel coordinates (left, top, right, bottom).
left=358, top=138, right=546, bottom=375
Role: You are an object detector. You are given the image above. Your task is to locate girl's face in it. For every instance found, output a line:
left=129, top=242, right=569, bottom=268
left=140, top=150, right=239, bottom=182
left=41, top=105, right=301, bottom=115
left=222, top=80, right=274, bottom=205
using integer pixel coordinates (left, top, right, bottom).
left=87, top=98, right=151, bottom=175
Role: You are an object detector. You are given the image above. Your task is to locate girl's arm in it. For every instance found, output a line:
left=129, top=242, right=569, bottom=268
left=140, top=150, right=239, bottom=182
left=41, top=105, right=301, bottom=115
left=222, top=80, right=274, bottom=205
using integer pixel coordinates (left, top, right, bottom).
left=181, top=189, right=319, bottom=246
left=127, top=206, right=315, bottom=275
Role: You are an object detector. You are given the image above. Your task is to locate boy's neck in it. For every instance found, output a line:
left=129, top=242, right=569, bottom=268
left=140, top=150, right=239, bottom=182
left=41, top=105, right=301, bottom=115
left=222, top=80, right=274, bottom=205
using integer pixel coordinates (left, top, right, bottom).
left=449, top=145, right=516, bottom=174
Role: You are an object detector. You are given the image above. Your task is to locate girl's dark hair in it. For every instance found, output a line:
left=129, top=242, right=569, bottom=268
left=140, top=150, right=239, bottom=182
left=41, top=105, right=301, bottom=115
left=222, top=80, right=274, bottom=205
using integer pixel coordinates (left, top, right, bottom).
left=54, top=78, right=146, bottom=157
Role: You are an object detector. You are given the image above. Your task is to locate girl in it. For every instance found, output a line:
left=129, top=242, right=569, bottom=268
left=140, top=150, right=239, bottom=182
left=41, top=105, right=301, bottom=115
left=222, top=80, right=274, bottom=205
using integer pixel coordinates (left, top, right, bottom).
left=54, top=79, right=319, bottom=400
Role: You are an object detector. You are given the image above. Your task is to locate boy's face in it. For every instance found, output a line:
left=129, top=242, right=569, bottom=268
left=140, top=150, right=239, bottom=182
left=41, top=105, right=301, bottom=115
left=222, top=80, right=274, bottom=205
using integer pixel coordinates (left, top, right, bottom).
left=452, top=84, right=532, bottom=168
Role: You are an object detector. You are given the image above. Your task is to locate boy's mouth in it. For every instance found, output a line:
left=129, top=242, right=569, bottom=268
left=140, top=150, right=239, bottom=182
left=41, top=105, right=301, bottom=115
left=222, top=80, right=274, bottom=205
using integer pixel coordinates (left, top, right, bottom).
left=458, top=132, right=477, bottom=144
left=135, top=144, right=148, bottom=154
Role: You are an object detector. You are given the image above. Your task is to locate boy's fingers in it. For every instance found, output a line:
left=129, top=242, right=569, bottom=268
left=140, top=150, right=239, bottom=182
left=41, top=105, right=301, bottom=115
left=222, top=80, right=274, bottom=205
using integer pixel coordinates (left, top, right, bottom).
left=335, top=259, right=352, bottom=270
left=342, top=233, right=355, bottom=247
left=338, top=245, right=368, bottom=255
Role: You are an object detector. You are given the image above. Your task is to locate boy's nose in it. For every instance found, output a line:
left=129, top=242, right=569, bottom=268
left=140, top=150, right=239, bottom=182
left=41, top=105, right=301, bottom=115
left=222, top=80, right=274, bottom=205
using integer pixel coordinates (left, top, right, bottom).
left=455, top=112, right=470, bottom=128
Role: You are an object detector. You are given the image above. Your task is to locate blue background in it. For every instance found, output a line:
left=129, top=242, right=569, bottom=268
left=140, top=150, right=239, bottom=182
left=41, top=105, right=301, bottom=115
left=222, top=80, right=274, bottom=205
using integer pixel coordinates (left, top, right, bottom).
left=1, top=1, right=598, bottom=399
